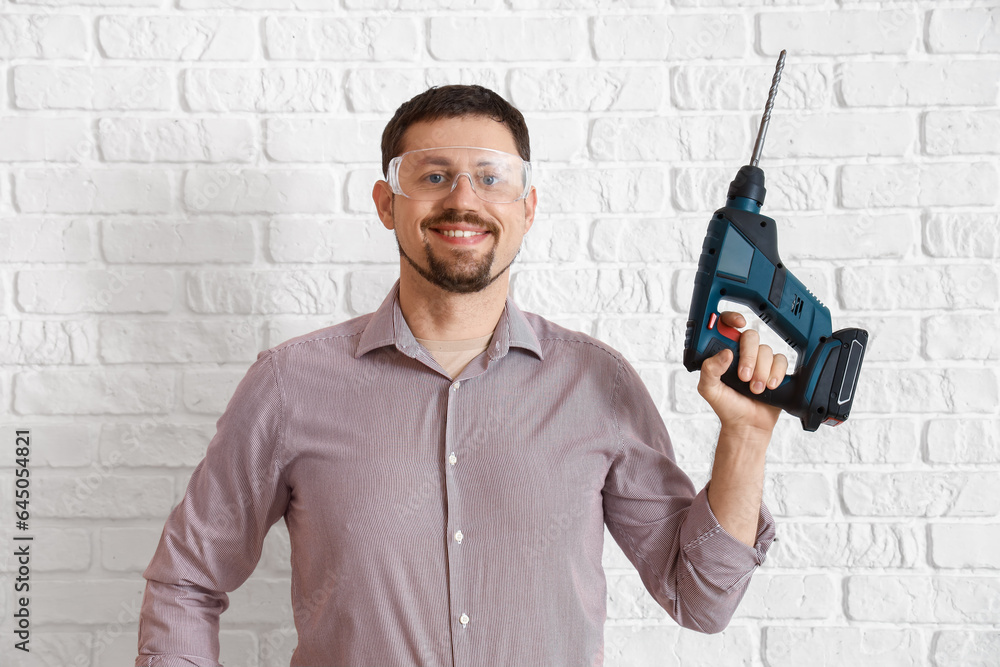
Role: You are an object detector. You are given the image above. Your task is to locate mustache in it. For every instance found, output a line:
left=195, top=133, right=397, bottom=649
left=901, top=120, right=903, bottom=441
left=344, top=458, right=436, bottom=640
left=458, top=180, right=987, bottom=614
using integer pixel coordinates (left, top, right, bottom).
left=421, top=211, right=500, bottom=236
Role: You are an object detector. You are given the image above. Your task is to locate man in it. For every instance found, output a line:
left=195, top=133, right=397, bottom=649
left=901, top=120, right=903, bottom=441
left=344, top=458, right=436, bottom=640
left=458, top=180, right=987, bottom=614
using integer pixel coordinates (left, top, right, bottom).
left=137, top=84, right=786, bottom=666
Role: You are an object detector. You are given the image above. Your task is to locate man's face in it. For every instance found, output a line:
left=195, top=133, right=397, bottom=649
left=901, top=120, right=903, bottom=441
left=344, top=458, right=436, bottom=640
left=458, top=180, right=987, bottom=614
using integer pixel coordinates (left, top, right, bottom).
left=373, top=115, right=537, bottom=294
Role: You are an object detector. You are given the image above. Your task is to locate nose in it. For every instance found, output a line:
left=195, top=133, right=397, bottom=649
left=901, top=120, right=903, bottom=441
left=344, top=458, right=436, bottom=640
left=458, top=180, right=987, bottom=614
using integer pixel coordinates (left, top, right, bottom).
left=442, top=172, right=481, bottom=209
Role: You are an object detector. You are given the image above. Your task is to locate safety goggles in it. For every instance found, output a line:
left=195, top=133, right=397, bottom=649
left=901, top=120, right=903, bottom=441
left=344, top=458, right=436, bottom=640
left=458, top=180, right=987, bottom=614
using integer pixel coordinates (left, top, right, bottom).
left=387, top=146, right=532, bottom=204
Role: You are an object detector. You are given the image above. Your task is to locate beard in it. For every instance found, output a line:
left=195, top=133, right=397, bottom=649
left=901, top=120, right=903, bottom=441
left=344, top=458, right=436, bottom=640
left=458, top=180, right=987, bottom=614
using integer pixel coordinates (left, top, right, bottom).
left=395, top=210, right=518, bottom=294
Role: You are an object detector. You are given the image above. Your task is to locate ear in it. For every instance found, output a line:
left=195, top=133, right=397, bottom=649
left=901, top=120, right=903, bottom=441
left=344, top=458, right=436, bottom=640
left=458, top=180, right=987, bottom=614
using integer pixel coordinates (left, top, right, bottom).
left=521, top=186, right=537, bottom=234
left=372, top=180, right=395, bottom=230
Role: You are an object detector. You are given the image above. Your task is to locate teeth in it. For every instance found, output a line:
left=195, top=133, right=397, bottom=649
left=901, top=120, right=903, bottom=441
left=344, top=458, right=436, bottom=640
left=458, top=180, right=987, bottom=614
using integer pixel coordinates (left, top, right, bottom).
left=440, top=230, right=483, bottom=238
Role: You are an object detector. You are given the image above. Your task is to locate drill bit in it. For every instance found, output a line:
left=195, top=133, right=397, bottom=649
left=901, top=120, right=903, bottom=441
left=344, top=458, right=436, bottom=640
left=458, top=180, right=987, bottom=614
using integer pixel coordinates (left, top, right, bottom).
left=750, top=50, right=787, bottom=168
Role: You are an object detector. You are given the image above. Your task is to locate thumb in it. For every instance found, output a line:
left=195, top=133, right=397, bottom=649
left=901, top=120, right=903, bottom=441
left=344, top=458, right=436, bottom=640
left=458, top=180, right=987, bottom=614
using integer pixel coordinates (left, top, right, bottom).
left=698, top=348, right=733, bottom=398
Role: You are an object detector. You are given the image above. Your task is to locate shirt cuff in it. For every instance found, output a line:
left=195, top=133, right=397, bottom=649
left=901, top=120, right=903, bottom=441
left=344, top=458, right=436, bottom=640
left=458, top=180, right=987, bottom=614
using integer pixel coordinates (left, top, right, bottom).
left=679, top=484, right=776, bottom=594
left=136, top=654, right=222, bottom=667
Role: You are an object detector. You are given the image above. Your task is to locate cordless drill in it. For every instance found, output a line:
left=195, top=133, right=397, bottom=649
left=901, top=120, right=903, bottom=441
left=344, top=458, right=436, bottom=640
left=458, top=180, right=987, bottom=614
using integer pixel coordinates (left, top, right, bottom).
left=683, top=51, right=869, bottom=431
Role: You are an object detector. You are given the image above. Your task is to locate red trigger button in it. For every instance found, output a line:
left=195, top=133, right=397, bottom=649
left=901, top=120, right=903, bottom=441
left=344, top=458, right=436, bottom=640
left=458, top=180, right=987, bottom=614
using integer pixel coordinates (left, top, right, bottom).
left=708, top=312, right=741, bottom=342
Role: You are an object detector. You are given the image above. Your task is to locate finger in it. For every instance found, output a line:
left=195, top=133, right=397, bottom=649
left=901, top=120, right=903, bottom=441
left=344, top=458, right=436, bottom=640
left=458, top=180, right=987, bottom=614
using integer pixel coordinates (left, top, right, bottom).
left=697, top=348, right=733, bottom=397
left=751, top=345, right=773, bottom=394
left=768, top=353, right=789, bottom=389
left=720, top=311, right=746, bottom=329
left=737, top=328, right=760, bottom=382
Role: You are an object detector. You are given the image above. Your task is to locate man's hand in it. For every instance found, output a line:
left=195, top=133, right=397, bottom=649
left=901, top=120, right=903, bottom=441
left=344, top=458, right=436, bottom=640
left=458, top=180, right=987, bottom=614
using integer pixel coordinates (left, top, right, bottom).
left=698, top=311, right=787, bottom=547
left=697, top=311, right=788, bottom=437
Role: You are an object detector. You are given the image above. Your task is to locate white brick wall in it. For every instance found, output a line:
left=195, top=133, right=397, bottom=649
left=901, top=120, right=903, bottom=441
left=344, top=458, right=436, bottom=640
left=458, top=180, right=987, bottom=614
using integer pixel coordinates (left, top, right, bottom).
left=0, top=2, right=997, bottom=666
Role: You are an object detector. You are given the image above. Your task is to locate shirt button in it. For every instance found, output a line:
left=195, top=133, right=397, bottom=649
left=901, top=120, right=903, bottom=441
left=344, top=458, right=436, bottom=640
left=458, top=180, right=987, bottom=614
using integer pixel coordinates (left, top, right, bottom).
left=451, top=381, right=461, bottom=391
left=454, top=530, right=464, bottom=544
left=448, top=452, right=457, bottom=465
left=459, top=613, right=469, bottom=627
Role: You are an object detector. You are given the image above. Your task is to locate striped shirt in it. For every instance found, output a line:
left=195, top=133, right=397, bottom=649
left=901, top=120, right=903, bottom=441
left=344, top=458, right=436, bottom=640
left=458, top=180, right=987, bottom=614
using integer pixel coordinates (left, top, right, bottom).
left=137, top=282, right=774, bottom=667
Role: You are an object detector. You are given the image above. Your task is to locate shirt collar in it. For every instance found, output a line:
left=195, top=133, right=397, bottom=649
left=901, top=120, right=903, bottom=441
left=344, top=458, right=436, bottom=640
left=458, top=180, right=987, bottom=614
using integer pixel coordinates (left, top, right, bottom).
left=355, top=280, right=544, bottom=362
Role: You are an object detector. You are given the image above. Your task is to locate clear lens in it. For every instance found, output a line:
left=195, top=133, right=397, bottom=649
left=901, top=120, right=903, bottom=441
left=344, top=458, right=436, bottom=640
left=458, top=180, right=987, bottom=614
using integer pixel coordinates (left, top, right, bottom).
left=390, top=146, right=531, bottom=204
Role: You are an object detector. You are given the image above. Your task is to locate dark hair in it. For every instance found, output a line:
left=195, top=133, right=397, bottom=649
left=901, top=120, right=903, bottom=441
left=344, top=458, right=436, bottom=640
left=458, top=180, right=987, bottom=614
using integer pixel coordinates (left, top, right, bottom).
left=380, top=84, right=530, bottom=177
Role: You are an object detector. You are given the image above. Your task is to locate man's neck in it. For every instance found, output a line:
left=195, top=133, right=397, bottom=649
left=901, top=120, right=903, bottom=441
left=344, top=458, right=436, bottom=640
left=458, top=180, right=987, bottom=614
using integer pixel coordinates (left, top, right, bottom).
left=397, top=266, right=509, bottom=341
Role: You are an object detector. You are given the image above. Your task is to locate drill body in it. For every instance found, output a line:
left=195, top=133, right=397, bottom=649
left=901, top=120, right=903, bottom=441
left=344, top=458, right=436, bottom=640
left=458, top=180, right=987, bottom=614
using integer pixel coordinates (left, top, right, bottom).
left=683, top=165, right=868, bottom=431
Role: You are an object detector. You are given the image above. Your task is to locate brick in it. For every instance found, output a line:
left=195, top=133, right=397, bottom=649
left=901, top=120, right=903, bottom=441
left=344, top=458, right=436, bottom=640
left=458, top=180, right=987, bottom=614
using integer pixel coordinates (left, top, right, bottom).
left=100, top=320, right=260, bottom=363
left=348, top=0, right=499, bottom=7
left=926, top=419, right=1000, bottom=464
left=102, top=219, right=256, bottom=263
left=671, top=63, right=831, bottom=110
left=761, top=10, right=917, bottom=55
left=13, top=65, right=172, bottom=110
left=31, top=529, right=92, bottom=572
left=512, top=216, right=585, bottom=264
left=675, top=165, right=830, bottom=212
left=522, top=116, right=586, bottom=163
left=100, top=422, right=214, bottom=468
left=924, top=212, right=1000, bottom=258
left=846, top=575, right=1000, bottom=623
left=183, top=68, right=342, bottom=112
left=928, top=8, right=1000, bottom=53
left=512, top=0, right=661, bottom=7
left=925, top=313, right=1000, bottom=361
left=604, top=621, right=752, bottom=666
left=509, top=67, right=666, bottom=112
left=33, top=579, right=145, bottom=624
left=590, top=115, right=748, bottom=162
left=736, top=574, right=836, bottom=620
left=99, top=15, right=256, bottom=60
left=781, top=213, right=916, bottom=260
left=764, top=627, right=923, bottom=667
left=346, top=269, right=401, bottom=316
left=924, top=110, right=1000, bottom=155
left=345, top=68, right=501, bottom=114
left=594, top=14, right=745, bottom=60
left=16, top=268, right=175, bottom=313
left=7, top=632, right=92, bottom=667
left=15, top=168, right=172, bottom=214
left=0, top=217, right=93, bottom=262
left=0, top=117, right=91, bottom=162
left=183, top=368, right=246, bottom=414
left=14, top=368, right=174, bottom=415
left=768, top=522, right=920, bottom=568
left=510, top=268, right=668, bottom=315
left=180, top=0, right=326, bottom=6
left=841, top=163, right=999, bottom=208
left=345, top=168, right=383, bottom=214
left=19, top=0, right=162, bottom=4
left=0, top=320, right=95, bottom=365
left=932, top=631, right=1000, bottom=667
left=35, top=472, right=175, bottom=519
left=269, top=218, right=396, bottom=264
left=593, top=316, right=684, bottom=364
left=0, top=14, right=88, bottom=59
left=839, top=61, right=1000, bottom=107
left=842, top=471, right=1000, bottom=517
left=186, top=269, right=341, bottom=314
left=766, top=111, right=915, bottom=158
left=183, top=169, right=337, bottom=213
left=265, top=118, right=382, bottom=163
left=0, top=422, right=97, bottom=467
left=429, top=17, right=586, bottom=61
left=839, top=264, right=999, bottom=310
left=860, top=368, right=997, bottom=415
left=590, top=218, right=693, bottom=264
left=535, top=168, right=664, bottom=214
left=99, top=118, right=256, bottom=162
left=763, top=472, right=832, bottom=517
left=931, top=524, right=1000, bottom=569
left=265, top=16, right=418, bottom=61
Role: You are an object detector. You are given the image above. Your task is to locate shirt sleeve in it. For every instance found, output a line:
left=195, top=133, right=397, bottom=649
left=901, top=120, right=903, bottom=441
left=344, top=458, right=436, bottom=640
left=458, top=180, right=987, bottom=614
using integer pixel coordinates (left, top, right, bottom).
left=602, top=357, right=775, bottom=634
left=136, top=350, right=290, bottom=666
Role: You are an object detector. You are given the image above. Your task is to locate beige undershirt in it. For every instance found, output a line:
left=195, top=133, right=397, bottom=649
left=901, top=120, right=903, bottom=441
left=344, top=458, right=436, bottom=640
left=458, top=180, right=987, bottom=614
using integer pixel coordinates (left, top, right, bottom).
left=414, top=332, right=494, bottom=379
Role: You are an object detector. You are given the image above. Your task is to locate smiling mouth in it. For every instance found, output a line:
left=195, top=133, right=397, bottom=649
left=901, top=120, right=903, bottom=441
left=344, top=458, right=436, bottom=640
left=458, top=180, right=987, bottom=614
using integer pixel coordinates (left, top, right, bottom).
left=436, top=229, right=489, bottom=238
